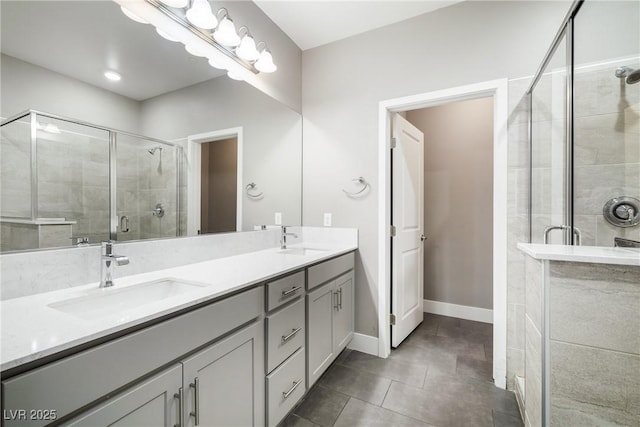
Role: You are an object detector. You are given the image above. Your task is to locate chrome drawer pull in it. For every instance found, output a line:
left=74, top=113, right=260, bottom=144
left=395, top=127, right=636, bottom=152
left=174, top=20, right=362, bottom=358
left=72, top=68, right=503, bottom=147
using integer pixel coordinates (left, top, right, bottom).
left=338, top=288, right=343, bottom=310
left=282, top=327, right=302, bottom=342
left=282, top=379, right=303, bottom=399
left=173, top=387, right=184, bottom=427
left=190, top=377, right=200, bottom=425
left=282, top=286, right=301, bottom=297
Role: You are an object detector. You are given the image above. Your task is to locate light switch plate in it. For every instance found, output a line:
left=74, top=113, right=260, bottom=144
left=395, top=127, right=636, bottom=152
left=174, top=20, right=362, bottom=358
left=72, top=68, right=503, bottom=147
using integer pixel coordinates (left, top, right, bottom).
left=275, top=212, right=282, bottom=225
left=324, top=213, right=332, bottom=227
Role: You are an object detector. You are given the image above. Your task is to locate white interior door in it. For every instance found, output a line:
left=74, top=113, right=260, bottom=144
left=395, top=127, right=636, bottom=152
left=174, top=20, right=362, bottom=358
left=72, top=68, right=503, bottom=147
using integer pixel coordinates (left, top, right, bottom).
left=391, top=113, right=425, bottom=348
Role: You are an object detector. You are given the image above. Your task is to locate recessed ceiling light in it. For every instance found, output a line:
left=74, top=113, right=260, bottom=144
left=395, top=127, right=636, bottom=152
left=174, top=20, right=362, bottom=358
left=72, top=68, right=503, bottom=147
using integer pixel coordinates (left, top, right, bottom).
left=104, top=71, right=122, bottom=81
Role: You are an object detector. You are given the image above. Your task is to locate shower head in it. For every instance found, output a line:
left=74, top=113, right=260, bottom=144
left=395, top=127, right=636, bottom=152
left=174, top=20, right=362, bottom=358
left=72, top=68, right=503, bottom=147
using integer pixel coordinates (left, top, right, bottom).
left=615, top=66, right=640, bottom=84
left=147, top=146, right=163, bottom=155
left=626, top=68, right=640, bottom=85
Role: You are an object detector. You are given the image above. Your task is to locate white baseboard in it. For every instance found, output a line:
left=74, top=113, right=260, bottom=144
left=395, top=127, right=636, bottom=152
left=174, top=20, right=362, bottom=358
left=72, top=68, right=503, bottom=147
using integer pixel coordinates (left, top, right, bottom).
left=423, top=299, right=493, bottom=324
left=347, top=333, right=379, bottom=356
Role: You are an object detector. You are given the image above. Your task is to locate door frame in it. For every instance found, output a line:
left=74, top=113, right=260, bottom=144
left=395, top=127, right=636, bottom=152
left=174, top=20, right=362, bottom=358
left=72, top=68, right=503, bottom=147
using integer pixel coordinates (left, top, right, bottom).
left=186, top=127, right=243, bottom=235
left=377, top=79, right=508, bottom=389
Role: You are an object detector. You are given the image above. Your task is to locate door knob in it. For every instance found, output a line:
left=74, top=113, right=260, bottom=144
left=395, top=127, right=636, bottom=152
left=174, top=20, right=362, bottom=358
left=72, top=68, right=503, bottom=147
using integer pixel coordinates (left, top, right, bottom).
left=420, top=235, right=427, bottom=242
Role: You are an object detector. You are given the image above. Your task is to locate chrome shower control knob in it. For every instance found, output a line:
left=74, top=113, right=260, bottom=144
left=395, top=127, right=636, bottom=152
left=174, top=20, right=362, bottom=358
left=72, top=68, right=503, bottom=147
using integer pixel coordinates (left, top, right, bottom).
left=603, top=197, right=640, bottom=228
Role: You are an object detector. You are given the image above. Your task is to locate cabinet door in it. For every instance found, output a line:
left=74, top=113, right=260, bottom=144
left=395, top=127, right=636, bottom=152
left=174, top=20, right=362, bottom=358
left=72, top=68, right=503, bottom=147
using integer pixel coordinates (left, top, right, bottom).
left=306, top=281, right=335, bottom=387
left=333, top=272, right=354, bottom=352
left=64, top=364, right=182, bottom=427
left=182, top=320, right=265, bottom=427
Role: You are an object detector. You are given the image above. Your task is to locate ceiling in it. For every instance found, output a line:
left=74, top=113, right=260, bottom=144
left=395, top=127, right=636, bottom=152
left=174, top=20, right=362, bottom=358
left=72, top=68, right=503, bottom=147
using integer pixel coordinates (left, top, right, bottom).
left=1, top=1, right=225, bottom=101
left=1, top=1, right=463, bottom=102
left=254, top=1, right=463, bottom=50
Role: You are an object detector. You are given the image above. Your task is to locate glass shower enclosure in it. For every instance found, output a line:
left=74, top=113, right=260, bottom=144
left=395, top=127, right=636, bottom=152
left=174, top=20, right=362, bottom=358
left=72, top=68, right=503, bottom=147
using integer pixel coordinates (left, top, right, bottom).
left=528, top=0, right=639, bottom=247
left=0, top=110, right=183, bottom=252
left=524, top=1, right=639, bottom=426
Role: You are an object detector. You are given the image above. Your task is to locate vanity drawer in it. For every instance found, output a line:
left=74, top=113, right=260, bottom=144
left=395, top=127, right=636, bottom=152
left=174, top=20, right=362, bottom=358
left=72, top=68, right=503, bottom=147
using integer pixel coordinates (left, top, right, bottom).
left=307, top=252, right=354, bottom=290
left=266, top=299, right=305, bottom=372
left=266, top=347, right=305, bottom=427
left=266, top=271, right=305, bottom=311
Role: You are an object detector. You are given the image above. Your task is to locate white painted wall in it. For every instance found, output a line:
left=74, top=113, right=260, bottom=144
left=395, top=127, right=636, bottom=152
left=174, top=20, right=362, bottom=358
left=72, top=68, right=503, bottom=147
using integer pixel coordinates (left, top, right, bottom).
left=0, top=54, right=141, bottom=133
left=302, top=0, right=572, bottom=338
left=139, top=77, right=302, bottom=230
left=406, top=97, right=494, bottom=310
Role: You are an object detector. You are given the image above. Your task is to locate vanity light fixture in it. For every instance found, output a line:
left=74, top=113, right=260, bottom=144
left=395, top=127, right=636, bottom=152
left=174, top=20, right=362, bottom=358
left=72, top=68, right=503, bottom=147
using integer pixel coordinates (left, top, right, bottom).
left=159, top=0, right=188, bottom=8
left=185, top=0, right=217, bottom=30
left=255, top=44, right=277, bottom=73
left=213, top=9, right=240, bottom=47
left=104, top=70, right=122, bottom=81
left=118, top=0, right=277, bottom=81
left=235, top=27, right=260, bottom=61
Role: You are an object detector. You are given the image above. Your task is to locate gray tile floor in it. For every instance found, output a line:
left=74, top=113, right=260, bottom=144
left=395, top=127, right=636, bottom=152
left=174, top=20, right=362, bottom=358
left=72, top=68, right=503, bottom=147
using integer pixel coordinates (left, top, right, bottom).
left=281, top=313, right=523, bottom=427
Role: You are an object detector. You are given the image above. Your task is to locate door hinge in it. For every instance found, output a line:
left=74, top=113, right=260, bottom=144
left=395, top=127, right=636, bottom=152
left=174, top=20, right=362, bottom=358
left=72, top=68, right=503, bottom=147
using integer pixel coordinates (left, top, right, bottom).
left=390, top=137, right=397, bottom=149
left=390, top=225, right=397, bottom=237
left=390, top=313, right=396, bottom=326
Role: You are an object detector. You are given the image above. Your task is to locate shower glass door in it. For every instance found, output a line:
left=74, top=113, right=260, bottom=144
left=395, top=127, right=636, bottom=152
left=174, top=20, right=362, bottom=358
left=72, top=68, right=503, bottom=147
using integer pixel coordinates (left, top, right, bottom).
left=573, top=0, right=640, bottom=246
left=531, top=35, right=569, bottom=244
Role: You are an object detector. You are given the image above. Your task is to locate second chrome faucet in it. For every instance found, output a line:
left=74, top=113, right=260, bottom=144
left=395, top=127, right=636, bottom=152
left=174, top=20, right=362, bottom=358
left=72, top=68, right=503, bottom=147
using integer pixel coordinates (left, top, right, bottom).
left=280, top=226, right=298, bottom=249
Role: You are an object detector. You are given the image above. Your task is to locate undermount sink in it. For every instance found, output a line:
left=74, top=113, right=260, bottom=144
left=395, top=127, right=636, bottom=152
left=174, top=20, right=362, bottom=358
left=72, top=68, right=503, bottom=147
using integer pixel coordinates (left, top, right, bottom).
left=49, top=278, right=208, bottom=320
left=276, top=247, right=327, bottom=256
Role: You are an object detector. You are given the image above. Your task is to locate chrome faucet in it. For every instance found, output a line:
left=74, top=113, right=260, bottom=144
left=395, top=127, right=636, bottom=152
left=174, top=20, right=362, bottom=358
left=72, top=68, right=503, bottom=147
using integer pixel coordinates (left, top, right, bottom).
left=100, top=241, right=129, bottom=288
left=280, top=226, right=298, bottom=250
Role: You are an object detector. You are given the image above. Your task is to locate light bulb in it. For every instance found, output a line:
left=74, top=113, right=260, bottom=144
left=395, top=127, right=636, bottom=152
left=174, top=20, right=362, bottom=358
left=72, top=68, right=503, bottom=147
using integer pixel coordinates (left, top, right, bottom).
left=156, top=28, right=180, bottom=42
left=120, top=6, right=149, bottom=24
left=213, top=17, right=240, bottom=47
left=186, top=0, right=217, bottom=29
left=236, top=35, right=259, bottom=61
left=255, top=50, right=277, bottom=73
left=160, top=0, right=189, bottom=8
left=104, top=70, right=122, bottom=81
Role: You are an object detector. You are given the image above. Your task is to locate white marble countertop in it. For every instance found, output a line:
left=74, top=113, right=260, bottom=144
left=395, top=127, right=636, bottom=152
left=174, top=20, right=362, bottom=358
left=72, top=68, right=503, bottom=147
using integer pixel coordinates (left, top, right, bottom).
left=1, top=243, right=357, bottom=372
left=517, top=243, right=640, bottom=266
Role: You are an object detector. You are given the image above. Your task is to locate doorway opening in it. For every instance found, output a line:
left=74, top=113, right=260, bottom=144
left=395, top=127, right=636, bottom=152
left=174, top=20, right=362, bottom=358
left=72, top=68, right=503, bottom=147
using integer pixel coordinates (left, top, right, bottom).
left=379, top=79, right=508, bottom=388
left=200, top=137, right=238, bottom=234
left=186, top=127, right=243, bottom=236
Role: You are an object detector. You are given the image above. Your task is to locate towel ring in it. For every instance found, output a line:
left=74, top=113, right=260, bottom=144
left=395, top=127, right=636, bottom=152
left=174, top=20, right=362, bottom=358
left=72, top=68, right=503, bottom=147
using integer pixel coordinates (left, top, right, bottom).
left=342, top=176, right=370, bottom=197
left=246, top=182, right=264, bottom=199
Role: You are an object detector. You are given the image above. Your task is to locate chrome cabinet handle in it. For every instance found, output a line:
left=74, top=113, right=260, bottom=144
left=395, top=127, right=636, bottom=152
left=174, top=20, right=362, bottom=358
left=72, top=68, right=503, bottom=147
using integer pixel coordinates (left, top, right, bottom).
left=189, top=377, right=200, bottom=426
left=282, top=379, right=303, bottom=399
left=338, top=288, right=343, bottom=310
left=333, top=291, right=339, bottom=311
left=282, top=286, right=301, bottom=297
left=282, top=327, right=302, bottom=343
left=173, top=387, right=183, bottom=427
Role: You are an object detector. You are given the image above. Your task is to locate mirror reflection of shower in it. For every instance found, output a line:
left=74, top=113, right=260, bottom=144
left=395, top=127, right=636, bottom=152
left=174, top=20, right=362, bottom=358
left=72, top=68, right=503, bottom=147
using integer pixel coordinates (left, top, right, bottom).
left=147, top=145, right=163, bottom=174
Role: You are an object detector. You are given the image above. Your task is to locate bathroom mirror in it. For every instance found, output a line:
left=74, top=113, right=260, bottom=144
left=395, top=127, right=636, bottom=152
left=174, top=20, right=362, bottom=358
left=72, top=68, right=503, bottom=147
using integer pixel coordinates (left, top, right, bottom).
left=0, top=0, right=302, bottom=252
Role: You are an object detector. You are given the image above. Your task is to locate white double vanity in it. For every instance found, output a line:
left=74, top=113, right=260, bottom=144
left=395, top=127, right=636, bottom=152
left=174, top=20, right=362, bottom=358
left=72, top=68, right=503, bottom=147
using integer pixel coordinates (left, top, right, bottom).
left=1, top=227, right=358, bottom=426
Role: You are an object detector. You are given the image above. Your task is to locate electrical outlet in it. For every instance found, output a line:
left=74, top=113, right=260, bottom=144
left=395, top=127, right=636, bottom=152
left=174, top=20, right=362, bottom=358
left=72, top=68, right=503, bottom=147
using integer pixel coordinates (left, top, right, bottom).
left=324, top=213, right=332, bottom=227
left=275, top=212, right=282, bottom=225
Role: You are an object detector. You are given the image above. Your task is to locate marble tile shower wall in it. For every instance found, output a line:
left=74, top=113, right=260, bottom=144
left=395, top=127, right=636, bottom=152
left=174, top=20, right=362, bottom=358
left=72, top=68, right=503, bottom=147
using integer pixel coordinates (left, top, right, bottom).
left=117, top=141, right=178, bottom=242
left=0, top=119, right=31, bottom=218
left=37, top=131, right=110, bottom=242
left=573, top=58, right=640, bottom=246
